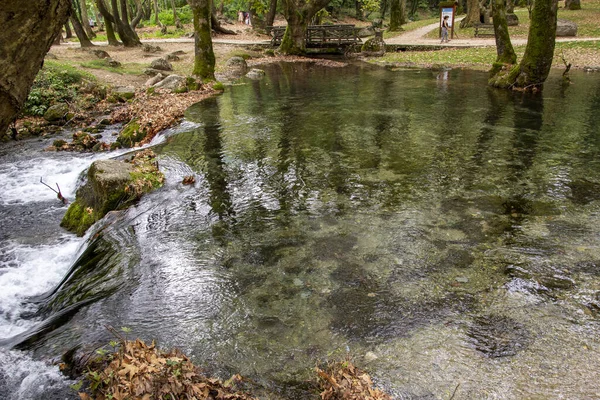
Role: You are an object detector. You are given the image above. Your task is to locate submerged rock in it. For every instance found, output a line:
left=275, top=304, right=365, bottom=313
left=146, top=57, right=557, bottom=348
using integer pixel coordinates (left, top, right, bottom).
left=60, top=150, right=164, bottom=236
left=246, top=68, right=265, bottom=80
left=467, top=315, right=530, bottom=358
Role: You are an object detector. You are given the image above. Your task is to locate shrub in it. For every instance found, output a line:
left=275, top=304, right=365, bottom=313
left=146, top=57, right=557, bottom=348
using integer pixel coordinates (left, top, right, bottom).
left=23, top=61, right=95, bottom=117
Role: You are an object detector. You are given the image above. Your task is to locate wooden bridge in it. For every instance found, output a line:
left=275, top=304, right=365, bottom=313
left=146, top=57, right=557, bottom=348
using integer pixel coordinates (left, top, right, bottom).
left=268, top=25, right=361, bottom=48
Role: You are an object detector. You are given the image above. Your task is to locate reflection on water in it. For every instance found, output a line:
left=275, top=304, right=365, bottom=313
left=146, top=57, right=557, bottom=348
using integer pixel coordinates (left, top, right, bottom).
left=17, top=64, right=600, bottom=398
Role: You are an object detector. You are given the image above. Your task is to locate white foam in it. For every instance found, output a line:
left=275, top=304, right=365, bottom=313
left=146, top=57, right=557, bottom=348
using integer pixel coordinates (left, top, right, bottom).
left=0, top=154, right=103, bottom=205
left=0, top=237, right=83, bottom=338
left=0, top=348, right=71, bottom=399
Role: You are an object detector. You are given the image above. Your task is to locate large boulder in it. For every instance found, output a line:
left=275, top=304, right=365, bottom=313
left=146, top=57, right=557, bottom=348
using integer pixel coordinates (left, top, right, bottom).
left=506, top=13, right=519, bottom=26
left=60, top=150, right=164, bottom=236
left=357, top=26, right=375, bottom=38
left=556, top=19, right=577, bottom=37
left=113, top=86, right=136, bottom=100
left=145, top=73, right=167, bottom=87
left=152, top=74, right=186, bottom=92
left=43, top=103, right=69, bottom=122
left=150, top=57, right=173, bottom=71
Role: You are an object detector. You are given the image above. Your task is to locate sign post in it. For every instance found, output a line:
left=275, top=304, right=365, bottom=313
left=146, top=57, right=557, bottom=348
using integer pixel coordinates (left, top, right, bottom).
left=439, top=1, right=457, bottom=40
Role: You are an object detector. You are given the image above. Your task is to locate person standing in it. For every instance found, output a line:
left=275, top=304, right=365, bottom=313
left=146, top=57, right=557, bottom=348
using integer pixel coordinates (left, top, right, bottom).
left=441, top=15, right=450, bottom=43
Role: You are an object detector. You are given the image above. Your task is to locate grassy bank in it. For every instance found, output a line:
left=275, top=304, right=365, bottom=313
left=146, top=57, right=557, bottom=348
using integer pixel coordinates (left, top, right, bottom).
left=372, top=41, right=600, bottom=70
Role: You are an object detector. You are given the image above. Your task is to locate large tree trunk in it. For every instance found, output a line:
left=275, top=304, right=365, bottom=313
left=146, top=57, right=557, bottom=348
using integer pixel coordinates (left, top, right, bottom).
left=490, top=0, right=558, bottom=89
left=106, top=21, right=121, bottom=45
left=460, top=0, right=481, bottom=28
left=188, top=0, right=215, bottom=80
left=131, top=0, right=145, bottom=28
left=96, top=0, right=122, bottom=45
left=79, top=0, right=97, bottom=38
left=492, top=0, right=516, bottom=64
left=71, top=13, right=95, bottom=47
left=388, top=0, right=406, bottom=31
left=280, top=0, right=332, bottom=54
left=109, top=0, right=142, bottom=46
left=513, top=0, right=558, bottom=87
left=0, top=0, right=71, bottom=135
left=266, top=0, right=278, bottom=30
left=280, top=12, right=308, bottom=54
left=65, top=22, right=73, bottom=38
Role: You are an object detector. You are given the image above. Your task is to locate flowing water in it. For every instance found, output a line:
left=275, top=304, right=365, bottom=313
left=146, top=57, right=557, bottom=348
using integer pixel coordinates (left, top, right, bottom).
left=2, top=63, right=600, bottom=399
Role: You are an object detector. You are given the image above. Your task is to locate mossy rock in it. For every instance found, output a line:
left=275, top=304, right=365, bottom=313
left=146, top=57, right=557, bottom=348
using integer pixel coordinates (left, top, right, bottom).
left=61, top=151, right=164, bottom=236
left=43, top=103, right=69, bottom=122
left=116, top=119, right=146, bottom=148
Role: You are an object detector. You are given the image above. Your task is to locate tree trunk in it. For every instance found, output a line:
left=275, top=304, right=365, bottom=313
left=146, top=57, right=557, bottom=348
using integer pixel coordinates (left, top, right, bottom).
left=95, top=0, right=121, bottom=44
left=266, top=0, right=278, bottom=30
left=490, top=0, right=558, bottom=89
left=71, top=14, right=95, bottom=47
left=280, top=11, right=308, bottom=54
left=381, top=0, right=389, bottom=19
left=153, top=0, right=160, bottom=24
left=279, top=0, right=332, bottom=54
left=513, top=0, right=558, bottom=87
left=460, top=0, right=481, bottom=28
left=109, top=0, right=142, bottom=46
left=564, top=0, right=581, bottom=9
left=171, top=0, right=184, bottom=28
left=188, top=0, right=215, bottom=80
left=65, top=22, right=73, bottom=38
left=211, top=12, right=237, bottom=34
left=356, top=0, right=364, bottom=19
left=0, top=0, right=71, bottom=135
left=506, top=0, right=514, bottom=13
left=388, top=0, right=406, bottom=31
left=492, top=0, right=516, bottom=64
left=106, top=21, right=121, bottom=44
left=131, top=0, right=145, bottom=28
left=80, top=0, right=97, bottom=38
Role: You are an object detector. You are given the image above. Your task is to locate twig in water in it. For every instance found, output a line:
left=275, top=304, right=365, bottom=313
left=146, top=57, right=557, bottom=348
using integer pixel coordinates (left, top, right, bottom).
left=40, top=177, right=68, bottom=204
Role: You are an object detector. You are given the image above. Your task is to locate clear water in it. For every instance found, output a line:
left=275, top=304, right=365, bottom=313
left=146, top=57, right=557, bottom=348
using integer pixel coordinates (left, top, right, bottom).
left=3, top=63, right=600, bottom=399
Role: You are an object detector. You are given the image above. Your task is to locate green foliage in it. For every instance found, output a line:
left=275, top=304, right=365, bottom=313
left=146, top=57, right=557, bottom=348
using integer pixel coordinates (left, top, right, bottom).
left=359, top=0, right=380, bottom=13
left=24, top=61, right=94, bottom=117
left=156, top=5, right=193, bottom=26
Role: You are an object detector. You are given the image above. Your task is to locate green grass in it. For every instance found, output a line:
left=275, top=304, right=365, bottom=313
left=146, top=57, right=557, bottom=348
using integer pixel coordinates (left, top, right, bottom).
left=556, top=40, right=600, bottom=49
left=80, top=59, right=145, bottom=75
left=560, top=0, right=600, bottom=36
left=372, top=39, right=599, bottom=70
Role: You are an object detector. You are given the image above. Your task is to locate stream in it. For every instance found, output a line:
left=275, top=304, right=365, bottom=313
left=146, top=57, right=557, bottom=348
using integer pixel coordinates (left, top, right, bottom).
left=1, top=62, right=600, bottom=399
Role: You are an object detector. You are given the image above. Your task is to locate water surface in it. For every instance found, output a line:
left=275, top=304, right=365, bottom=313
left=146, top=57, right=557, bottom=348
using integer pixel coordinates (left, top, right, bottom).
left=3, top=63, right=600, bottom=399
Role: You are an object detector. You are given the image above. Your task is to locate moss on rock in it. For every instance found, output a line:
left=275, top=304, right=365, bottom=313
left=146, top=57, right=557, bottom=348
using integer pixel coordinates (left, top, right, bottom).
left=60, top=150, right=164, bottom=236
left=116, top=119, right=146, bottom=148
